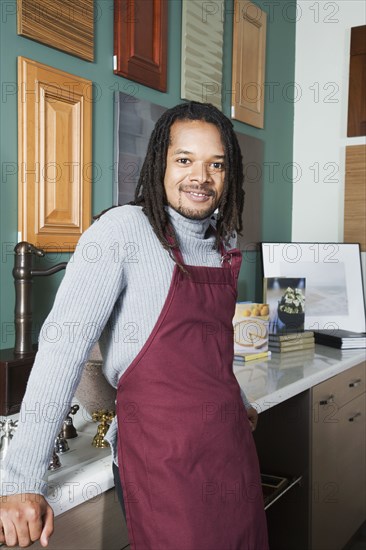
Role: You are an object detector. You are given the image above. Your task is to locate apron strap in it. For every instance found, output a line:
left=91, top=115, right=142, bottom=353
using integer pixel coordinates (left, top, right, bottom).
left=165, top=228, right=185, bottom=265
left=166, top=225, right=242, bottom=279
left=221, top=248, right=242, bottom=281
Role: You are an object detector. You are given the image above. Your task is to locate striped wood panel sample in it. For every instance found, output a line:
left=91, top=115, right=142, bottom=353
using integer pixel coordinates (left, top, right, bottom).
left=17, top=0, right=94, bottom=61
left=181, top=0, right=224, bottom=110
left=344, top=145, right=366, bottom=251
left=18, top=57, right=92, bottom=252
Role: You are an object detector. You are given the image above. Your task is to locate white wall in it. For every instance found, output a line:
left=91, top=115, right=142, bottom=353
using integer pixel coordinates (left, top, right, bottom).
left=292, top=0, right=366, bottom=290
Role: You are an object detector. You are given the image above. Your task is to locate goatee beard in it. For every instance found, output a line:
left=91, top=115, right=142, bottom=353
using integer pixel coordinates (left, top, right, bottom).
left=168, top=186, right=217, bottom=220
left=169, top=204, right=216, bottom=220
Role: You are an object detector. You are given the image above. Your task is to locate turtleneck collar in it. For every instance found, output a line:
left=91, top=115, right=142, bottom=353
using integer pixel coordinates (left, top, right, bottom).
left=165, top=206, right=214, bottom=239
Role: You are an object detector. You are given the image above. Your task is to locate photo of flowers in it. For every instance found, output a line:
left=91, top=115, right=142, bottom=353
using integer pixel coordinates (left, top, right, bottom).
left=263, top=277, right=306, bottom=334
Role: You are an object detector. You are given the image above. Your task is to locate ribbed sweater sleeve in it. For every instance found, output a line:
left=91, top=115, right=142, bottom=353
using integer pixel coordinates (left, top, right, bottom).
left=1, top=215, right=125, bottom=496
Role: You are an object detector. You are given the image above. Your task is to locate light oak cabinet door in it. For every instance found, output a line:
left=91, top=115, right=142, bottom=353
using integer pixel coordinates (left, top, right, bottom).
left=18, top=57, right=92, bottom=252
left=311, top=363, right=366, bottom=550
left=231, top=1, right=267, bottom=128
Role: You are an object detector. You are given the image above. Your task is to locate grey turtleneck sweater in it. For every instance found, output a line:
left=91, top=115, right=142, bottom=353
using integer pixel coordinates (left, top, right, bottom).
left=1, top=205, right=250, bottom=496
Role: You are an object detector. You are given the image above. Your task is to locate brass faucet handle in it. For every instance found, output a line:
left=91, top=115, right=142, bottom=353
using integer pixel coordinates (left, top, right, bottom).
left=91, top=409, right=115, bottom=448
left=92, top=409, right=115, bottom=423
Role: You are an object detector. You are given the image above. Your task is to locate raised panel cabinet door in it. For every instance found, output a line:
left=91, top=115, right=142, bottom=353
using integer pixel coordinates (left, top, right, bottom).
left=18, top=57, right=92, bottom=252
left=114, top=0, right=168, bottom=92
left=231, top=0, right=267, bottom=128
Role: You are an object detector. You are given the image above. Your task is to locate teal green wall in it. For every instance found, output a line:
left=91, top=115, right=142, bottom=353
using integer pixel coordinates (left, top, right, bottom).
left=229, top=0, right=297, bottom=300
left=0, top=0, right=296, bottom=350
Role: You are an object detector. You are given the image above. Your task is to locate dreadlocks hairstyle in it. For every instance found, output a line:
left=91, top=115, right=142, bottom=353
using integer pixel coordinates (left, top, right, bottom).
left=132, top=101, right=245, bottom=264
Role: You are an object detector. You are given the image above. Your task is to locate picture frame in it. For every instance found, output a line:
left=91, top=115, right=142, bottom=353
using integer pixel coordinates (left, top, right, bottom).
left=261, top=242, right=366, bottom=333
left=263, top=277, right=306, bottom=334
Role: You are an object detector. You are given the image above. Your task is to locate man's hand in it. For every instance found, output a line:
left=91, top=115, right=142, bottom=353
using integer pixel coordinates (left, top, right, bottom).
left=246, top=406, right=258, bottom=432
left=0, top=493, right=54, bottom=547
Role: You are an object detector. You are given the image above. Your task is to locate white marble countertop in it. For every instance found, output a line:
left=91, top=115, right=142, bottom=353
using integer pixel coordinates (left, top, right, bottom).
left=1, top=345, right=365, bottom=517
left=234, top=344, right=365, bottom=413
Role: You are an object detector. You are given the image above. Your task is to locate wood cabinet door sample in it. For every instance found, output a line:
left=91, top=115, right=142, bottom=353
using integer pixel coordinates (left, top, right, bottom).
left=114, top=0, right=168, bottom=92
left=181, top=0, right=224, bottom=110
left=17, top=0, right=94, bottom=61
left=18, top=57, right=92, bottom=252
left=231, top=1, right=267, bottom=128
left=347, top=25, right=366, bottom=137
left=344, top=145, right=366, bottom=251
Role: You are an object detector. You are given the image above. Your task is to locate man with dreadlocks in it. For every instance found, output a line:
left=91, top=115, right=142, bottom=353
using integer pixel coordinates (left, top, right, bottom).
left=1, top=102, right=268, bottom=549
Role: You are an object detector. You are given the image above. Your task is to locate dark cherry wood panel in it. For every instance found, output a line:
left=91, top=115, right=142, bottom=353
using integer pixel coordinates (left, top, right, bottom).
left=347, top=25, right=366, bottom=137
left=114, top=0, right=168, bottom=92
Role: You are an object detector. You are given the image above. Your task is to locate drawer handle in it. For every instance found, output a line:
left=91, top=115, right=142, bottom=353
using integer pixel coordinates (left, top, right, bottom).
left=348, top=412, right=361, bottom=422
left=320, top=394, right=335, bottom=405
left=349, top=379, right=362, bottom=388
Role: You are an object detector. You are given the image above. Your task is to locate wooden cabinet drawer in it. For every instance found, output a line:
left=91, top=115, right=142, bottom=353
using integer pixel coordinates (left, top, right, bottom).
left=312, top=362, right=365, bottom=409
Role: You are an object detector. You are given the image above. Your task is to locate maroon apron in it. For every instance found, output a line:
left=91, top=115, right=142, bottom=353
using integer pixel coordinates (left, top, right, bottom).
left=116, top=243, right=268, bottom=550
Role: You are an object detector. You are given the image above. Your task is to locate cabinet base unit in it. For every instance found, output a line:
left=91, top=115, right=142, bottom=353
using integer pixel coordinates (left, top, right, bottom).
left=311, top=362, right=366, bottom=550
left=253, top=361, right=366, bottom=549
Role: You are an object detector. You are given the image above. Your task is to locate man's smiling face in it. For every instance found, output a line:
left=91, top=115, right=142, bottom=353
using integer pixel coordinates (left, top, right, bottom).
left=163, top=120, right=226, bottom=220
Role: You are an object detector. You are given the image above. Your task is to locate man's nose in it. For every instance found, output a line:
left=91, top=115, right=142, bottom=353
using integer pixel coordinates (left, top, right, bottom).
left=189, top=162, right=210, bottom=183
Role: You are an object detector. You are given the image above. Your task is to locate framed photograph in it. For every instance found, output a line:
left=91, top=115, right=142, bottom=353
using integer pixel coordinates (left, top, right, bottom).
left=17, top=0, right=94, bottom=61
left=261, top=243, right=366, bottom=333
left=113, top=92, right=167, bottom=205
left=263, top=277, right=306, bottom=334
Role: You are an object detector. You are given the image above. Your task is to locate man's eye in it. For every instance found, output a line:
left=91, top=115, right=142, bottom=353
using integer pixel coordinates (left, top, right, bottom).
left=177, top=158, right=190, bottom=164
left=211, top=162, right=224, bottom=170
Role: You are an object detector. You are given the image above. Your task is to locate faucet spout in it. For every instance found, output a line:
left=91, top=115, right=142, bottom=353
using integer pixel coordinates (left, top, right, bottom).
left=13, top=242, right=67, bottom=355
left=31, top=263, right=67, bottom=277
